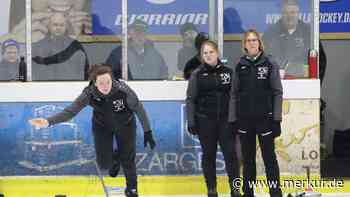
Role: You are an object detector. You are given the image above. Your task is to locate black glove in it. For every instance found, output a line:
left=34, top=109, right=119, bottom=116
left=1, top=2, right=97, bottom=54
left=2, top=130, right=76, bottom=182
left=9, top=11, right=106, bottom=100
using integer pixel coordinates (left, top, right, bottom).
left=187, top=126, right=197, bottom=135
left=144, top=130, right=156, bottom=150
left=271, top=120, right=282, bottom=138
left=32, top=56, right=48, bottom=65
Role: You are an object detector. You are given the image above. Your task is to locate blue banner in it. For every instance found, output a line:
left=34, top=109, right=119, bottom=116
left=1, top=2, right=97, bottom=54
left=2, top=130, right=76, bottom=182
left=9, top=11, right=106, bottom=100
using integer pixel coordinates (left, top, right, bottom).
left=0, top=102, right=226, bottom=176
left=92, top=0, right=209, bottom=35
left=91, top=0, right=350, bottom=35
left=320, top=0, right=350, bottom=33
left=223, top=0, right=311, bottom=33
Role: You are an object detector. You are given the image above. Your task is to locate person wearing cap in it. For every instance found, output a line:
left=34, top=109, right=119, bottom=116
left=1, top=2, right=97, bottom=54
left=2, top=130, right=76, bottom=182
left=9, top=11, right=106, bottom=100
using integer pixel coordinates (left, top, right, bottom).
left=262, top=0, right=310, bottom=79
left=106, top=19, right=168, bottom=80
left=183, top=32, right=210, bottom=80
left=177, top=23, right=198, bottom=72
left=29, top=65, right=156, bottom=197
left=31, top=12, right=89, bottom=80
left=0, top=39, right=20, bottom=81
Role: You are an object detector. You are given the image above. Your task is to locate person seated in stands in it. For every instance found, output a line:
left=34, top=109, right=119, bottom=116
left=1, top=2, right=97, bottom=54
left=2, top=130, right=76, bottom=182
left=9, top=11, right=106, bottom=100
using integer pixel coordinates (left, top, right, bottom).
left=0, top=39, right=20, bottom=81
left=9, top=0, right=92, bottom=43
left=262, top=0, right=310, bottom=79
left=177, top=23, right=198, bottom=74
left=32, top=12, right=89, bottom=81
left=183, top=32, right=209, bottom=80
left=106, top=19, right=168, bottom=80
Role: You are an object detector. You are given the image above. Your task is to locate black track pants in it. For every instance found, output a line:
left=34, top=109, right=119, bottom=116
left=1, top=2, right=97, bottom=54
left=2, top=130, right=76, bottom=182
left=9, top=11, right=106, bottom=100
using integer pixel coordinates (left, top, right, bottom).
left=238, top=118, right=282, bottom=197
left=197, top=116, right=240, bottom=191
left=93, top=119, right=137, bottom=190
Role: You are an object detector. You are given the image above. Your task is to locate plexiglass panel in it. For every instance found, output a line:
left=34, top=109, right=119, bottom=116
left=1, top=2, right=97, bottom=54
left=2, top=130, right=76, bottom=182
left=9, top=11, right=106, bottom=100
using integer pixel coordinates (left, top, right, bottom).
left=120, top=0, right=213, bottom=80
left=30, top=0, right=103, bottom=81
left=0, top=0, right=26, bottom=81
left=224, top=0, right=314, bottom=79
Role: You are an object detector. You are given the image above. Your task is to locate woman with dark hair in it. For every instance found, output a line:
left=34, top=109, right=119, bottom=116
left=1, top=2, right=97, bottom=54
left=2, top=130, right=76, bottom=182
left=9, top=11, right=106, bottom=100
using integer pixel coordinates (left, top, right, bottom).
left=29, top=65, right=156, bottom=197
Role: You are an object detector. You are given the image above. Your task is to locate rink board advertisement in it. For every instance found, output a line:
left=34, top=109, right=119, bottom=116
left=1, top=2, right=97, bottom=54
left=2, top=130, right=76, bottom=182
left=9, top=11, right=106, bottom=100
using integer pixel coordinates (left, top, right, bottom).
left=319, top=0, right=350, bottom=33
left=224, top=0, right=350, bottom=33
left=91, top=0, right=350, bottom=35
left=0, top=100, right=319, bottom=176
left=92, top=0, right=209, bottom=35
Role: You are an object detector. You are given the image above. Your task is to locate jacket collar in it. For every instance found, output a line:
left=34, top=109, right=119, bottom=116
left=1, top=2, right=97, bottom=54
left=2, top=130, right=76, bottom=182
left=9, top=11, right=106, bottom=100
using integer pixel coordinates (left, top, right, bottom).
left=241, top=52, right=267, bottom=65
left=203, top=59, right=223, bottom=72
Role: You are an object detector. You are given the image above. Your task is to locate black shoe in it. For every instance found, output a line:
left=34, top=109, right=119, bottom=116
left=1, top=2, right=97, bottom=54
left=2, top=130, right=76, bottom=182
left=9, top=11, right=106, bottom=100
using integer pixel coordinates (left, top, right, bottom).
left=242, top=195, right=254, bottom=197
left=208, top=188, right=218, bottom=197
left=108, top=162, right=120, bottom=177
left=125, top=188, right=138, bottom=197
left=108, top=152, right=121, bottom=177
left=231, top=190, right=241, bottom=197
left=271, top=194, right=283, bottom=197
left=270, top=189, right=283, bottom=197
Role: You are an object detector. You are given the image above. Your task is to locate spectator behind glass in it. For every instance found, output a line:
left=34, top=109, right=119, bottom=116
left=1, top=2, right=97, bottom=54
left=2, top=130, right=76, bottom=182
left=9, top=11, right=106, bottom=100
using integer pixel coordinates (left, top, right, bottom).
left=177, top=23, right=198, bottom=72
left=262, top=0, right=310, bottom=79
left=32, top=12, right=89, bottom=81
left=183, top=32, right=209, bottom=80
left=223, top=7, right=245, bottom=34
left=10, top=0, right=92, bottom=43
left=106, top=19, right=168, bottom=80
left=0, top=39, right=20, bottom=81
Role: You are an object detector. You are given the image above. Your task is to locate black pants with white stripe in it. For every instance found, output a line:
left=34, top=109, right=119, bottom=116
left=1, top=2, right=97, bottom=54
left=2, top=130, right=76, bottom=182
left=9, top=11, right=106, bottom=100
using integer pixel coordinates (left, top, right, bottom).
left=238, top=118, right=282, bottom=197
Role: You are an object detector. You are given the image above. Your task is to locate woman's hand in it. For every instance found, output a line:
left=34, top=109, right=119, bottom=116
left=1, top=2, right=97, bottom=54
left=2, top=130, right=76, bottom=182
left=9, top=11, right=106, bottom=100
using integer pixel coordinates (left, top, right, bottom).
left=28, top=118, right=49, bottom=129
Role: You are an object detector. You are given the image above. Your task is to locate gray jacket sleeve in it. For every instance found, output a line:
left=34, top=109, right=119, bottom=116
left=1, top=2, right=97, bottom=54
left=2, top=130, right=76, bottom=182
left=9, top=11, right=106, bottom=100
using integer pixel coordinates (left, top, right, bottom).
left=228, top=65, right=239, bottom=123
left=119, top=81, right=151, bottom=132
left=185, top=70, right=199, bottom=127
left=270, top=59, right=283, bottom=121
left=47, top=89, right=89, bottom=125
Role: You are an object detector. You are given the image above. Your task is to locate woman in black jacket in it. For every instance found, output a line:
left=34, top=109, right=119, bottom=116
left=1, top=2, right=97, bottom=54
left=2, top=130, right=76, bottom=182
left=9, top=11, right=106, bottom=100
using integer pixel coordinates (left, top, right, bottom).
left=229, top=29, right=283, bottom=197
left=186, top=40, right=240, bottom=197
left=29, top=65, right=156, bottom=197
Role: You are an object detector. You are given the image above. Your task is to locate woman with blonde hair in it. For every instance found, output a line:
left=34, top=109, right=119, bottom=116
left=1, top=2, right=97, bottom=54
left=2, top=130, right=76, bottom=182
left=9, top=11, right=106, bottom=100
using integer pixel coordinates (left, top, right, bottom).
left=229, top=29, right=283, bottom=197
left=186, top=40, right=240, bottom=197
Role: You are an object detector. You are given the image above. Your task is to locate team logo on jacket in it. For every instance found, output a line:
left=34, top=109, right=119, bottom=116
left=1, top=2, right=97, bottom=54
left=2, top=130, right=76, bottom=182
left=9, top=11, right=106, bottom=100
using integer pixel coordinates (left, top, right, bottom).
left=113, top=99, right=125, bottom=112
left=257, top=67, right=269, bottom=79
left=220, top=73, right=231, bottom=84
